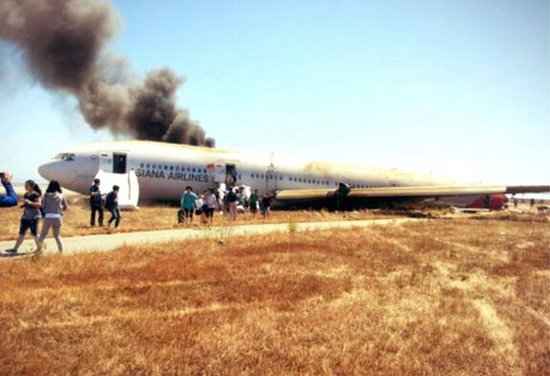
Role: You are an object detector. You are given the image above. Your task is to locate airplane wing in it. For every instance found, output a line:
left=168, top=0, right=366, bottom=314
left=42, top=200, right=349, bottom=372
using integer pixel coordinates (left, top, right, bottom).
left=275, top=185, right=550, bottom=201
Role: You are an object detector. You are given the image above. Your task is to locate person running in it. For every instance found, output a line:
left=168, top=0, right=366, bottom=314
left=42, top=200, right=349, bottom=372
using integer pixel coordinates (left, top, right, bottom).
left=89, top=178, right=104, bottom=227
left=0, top=171, right=18, bottom=208
left=179, top=186, right=198, bottom=225
left=105, top=185, right=121, bottom=228
left=249, top=189, right=259, bottom=217
left=226, top=187, right=239, bottom=221
left=204, top=188, right=218, bottom=225
left=36, top=180, right=68, bottom=254
left=261, top=192, right=274, bottom=219
left=5, top=180, right=42, bottom=254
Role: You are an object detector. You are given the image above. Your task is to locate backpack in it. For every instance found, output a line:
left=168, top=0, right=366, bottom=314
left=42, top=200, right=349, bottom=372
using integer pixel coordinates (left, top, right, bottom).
left=105, top=192, right=117, bottom=209
left=227, top=191, right=238, bottom=202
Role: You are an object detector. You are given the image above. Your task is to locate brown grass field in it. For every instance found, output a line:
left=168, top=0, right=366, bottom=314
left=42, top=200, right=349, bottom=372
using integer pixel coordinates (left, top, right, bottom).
left=0, top=199, right=392, bottom=242
left=0, top=218, right=549, bottom=375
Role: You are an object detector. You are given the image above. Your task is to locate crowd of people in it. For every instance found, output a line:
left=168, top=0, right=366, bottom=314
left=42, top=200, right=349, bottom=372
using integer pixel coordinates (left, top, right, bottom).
left=177, top=185, right=275, bottom=225
left=2, top=172, right=68, bottom=255
left=1, top=171, right=276, bottom=255
left=1, top=173, right=121, bottom=256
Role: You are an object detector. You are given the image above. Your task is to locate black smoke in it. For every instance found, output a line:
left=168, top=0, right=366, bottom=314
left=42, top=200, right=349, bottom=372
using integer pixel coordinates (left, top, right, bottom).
left=0, top=0, right=215, bottom=147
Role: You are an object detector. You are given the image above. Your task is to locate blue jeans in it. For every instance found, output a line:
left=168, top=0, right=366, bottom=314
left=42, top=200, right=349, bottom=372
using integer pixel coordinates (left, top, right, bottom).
left=0, top=181, right=17, bottom=207
left=108, top=208, right=121, bottom=228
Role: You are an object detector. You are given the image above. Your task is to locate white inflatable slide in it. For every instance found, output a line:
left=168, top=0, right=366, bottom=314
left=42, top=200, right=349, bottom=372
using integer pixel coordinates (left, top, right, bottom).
left=95, top=169, right=140, bottom=210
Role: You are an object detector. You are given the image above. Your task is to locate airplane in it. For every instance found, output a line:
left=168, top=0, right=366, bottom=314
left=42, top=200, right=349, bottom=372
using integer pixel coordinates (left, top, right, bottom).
left=38, top=140, right=550, bottom=210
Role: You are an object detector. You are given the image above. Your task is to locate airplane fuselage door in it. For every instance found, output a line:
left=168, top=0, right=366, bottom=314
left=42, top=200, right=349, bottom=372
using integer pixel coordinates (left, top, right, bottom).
left=225, top=164, right=238, bottom=188
left=212, top=163, right=226, bottom=184
left=211, top=161, right=239, bottom=188
left=113, top=153, right=127, bottom=174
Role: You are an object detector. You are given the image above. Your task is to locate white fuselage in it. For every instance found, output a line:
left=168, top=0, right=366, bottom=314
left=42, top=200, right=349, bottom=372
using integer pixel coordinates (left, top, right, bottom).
left=38, top=140, right=446, bottom=201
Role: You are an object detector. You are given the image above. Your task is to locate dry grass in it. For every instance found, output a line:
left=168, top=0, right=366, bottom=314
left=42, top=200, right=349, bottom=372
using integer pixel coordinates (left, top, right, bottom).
left=1, top=219, right=549, bottom=375
left=0, top=199, right=389, bottom=242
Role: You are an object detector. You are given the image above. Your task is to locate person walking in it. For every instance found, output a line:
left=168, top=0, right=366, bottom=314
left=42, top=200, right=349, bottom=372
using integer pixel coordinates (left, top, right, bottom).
left=89, top=178, right=104, bottom=226
left=105, top=185, right=121, bottom=228
left=204, top=188, right=218, bottom=225
left=249, top=189, right=259, bottom=217
left=35, top=180, right=68, bottom=254
left=195, top=191, right=208, bottom=224
left=5, top=180, right=42, bottom=254
left=0, top=171, right=18, bottom=207
left=226, top=188, right=239, bottom=221
left=179, top=186, right=198, bottom=225
left=261, top=192, right=274, bottom=219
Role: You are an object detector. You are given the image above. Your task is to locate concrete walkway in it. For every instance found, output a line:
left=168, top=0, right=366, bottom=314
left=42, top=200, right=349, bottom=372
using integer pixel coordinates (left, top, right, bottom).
left=0, top=218, right=421, bottom=257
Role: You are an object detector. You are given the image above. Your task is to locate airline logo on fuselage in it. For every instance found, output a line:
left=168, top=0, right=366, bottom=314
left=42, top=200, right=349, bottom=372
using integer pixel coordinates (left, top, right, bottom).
left=135, top=168, right=211, bottom=183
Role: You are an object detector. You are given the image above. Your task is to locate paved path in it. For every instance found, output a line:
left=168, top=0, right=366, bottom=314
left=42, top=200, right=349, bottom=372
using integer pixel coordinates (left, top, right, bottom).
left=0, top=218, right=421, bottom=257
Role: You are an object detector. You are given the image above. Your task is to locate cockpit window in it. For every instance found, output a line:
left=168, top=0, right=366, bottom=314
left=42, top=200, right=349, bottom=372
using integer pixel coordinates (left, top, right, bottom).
left=55, top=153, right=76, bottom=161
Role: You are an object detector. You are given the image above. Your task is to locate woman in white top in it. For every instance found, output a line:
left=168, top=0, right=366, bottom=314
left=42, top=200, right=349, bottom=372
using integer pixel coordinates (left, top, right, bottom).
left=36, top=180, right=68, bottom=254
left=204, top=189, right=218, bottom=225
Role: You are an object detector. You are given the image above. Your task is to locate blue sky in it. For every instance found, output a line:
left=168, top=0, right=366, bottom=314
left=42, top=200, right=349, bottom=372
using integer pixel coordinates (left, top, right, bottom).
left=1, top=0, right=549, bottom=184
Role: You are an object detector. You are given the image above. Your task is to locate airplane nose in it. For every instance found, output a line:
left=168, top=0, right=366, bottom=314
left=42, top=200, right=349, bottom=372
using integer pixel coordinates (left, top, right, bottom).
left=38, top=161, right=67, bottom=182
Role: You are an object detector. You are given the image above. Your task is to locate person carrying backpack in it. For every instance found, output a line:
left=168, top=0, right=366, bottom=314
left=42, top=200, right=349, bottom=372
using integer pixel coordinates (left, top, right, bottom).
left=105, top=185, right=121, bottom=228
left=89, top=178, right=104, bottom=226
left=226, top=188, right=239, bottom=221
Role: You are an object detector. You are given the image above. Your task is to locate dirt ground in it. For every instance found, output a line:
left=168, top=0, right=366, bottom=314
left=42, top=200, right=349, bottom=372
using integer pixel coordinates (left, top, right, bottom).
left=0, top=218, right=549, bottom=375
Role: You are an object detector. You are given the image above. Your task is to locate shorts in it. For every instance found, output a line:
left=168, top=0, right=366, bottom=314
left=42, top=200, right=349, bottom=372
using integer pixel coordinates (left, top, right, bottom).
left=19, top=218, right=38, bottom=236
left=183, top=208, right=194, bottom=217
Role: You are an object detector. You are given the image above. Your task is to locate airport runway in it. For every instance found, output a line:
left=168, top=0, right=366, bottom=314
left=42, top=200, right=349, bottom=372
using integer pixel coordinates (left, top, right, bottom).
left=0, top=218, right=422, bottom=257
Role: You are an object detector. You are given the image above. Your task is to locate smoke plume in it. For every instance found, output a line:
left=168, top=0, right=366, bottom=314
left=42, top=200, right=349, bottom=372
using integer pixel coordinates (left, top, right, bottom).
left=0, top=0, right=215, bottom=147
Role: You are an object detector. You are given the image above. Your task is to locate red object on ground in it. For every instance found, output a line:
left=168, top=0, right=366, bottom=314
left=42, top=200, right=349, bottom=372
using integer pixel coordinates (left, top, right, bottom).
left=468, top=194, right=508, bottom=210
